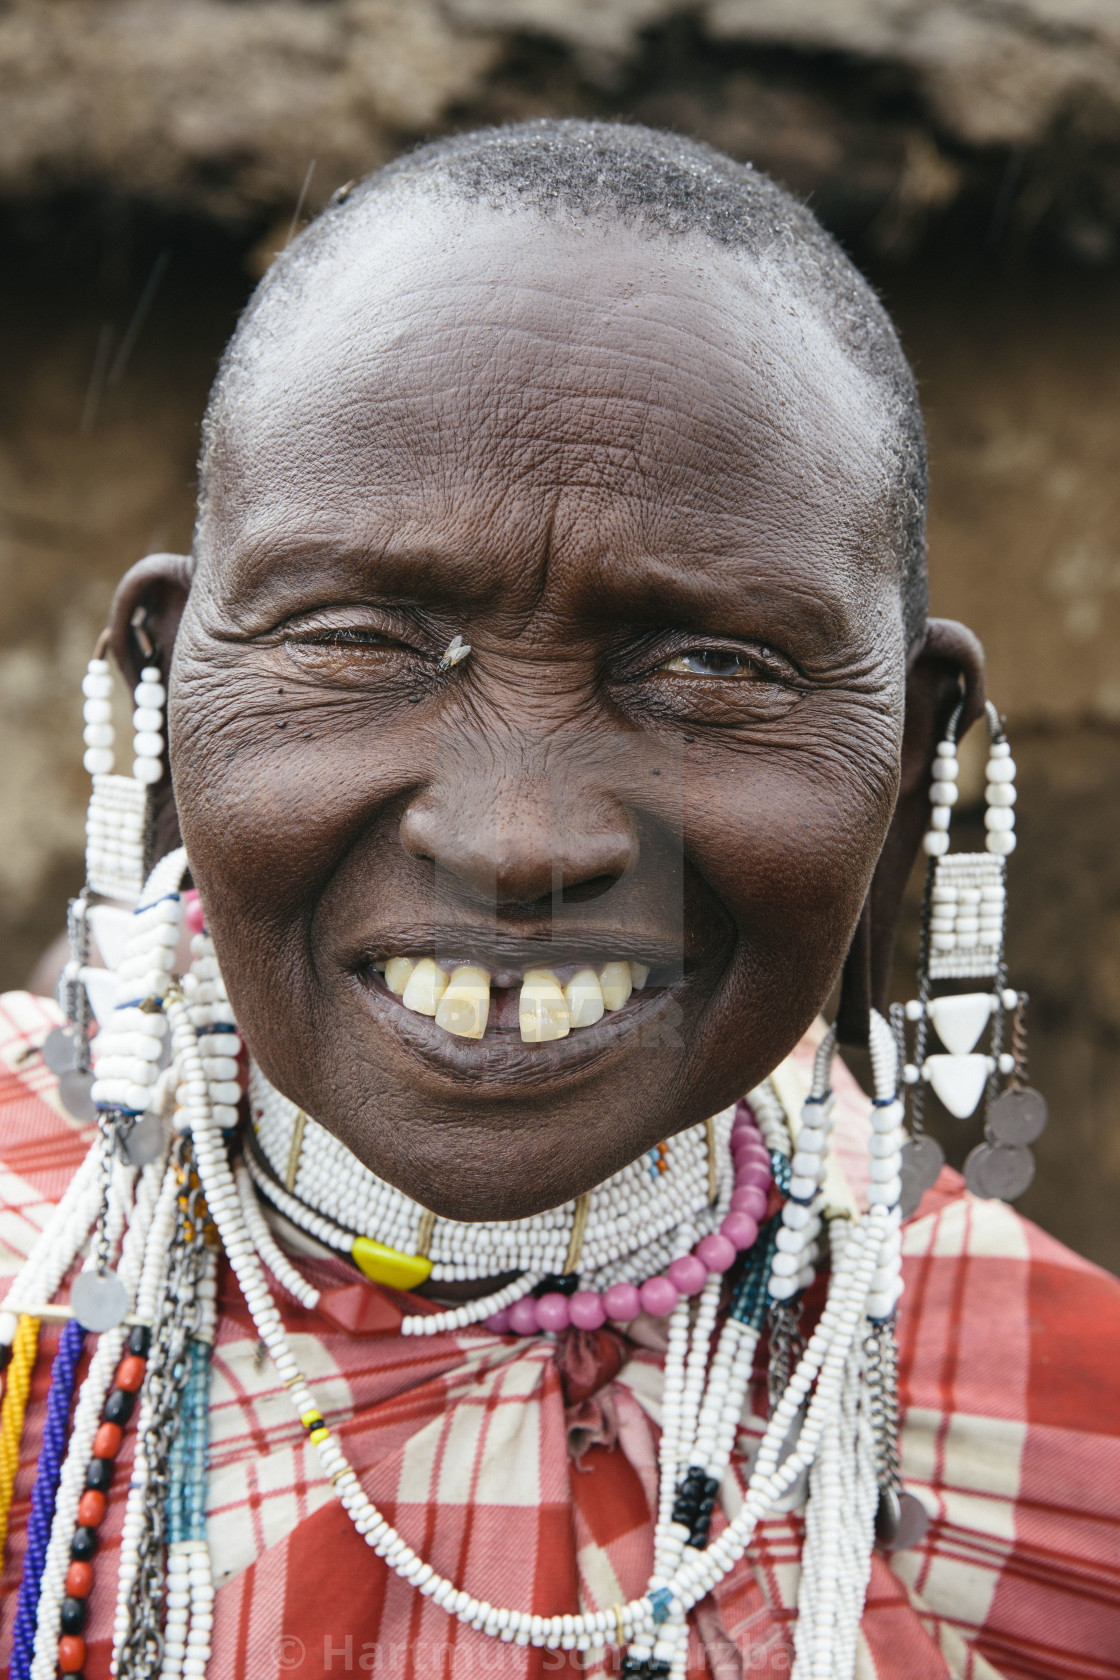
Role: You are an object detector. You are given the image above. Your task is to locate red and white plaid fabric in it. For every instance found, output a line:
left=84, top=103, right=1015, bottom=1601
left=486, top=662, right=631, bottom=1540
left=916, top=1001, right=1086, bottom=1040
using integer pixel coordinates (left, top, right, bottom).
left=0, top=989, right=1117, bottom=1680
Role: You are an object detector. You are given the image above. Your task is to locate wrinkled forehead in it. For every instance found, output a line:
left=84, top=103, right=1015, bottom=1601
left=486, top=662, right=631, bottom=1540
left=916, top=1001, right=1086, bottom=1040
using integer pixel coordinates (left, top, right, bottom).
left=198, top=198, right=898, bottom=614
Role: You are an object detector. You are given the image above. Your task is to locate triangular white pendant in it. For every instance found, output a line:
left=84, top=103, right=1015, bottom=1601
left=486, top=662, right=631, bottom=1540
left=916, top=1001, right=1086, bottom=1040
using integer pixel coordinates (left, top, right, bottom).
left=928, top=993, right=992, bottom=1056
left=88, top=904, right=133, bottom=971
left=80, top=966, right=119, bottom=1027
left=925, top=1053, right=990, bottom=1119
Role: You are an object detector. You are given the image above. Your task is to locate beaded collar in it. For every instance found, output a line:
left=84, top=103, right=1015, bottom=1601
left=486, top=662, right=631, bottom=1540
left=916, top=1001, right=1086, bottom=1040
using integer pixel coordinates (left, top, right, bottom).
left=247, top=1065, right=735, bottom=1294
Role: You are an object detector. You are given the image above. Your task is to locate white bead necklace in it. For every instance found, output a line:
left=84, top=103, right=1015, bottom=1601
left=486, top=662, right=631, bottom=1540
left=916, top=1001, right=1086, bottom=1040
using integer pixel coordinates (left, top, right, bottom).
left=248, top=1063, right=732, bottom=1289
left=4, top=837, right=907, bottom=1680
left=145, top=858, right=899, bottom=1676
left=182, top=1001, right=892, bottom=1669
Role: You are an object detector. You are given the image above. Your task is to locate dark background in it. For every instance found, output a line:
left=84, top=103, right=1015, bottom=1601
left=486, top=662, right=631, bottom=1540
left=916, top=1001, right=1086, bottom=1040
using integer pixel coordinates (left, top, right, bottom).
left=2, top=1, right=1119, bottom=1267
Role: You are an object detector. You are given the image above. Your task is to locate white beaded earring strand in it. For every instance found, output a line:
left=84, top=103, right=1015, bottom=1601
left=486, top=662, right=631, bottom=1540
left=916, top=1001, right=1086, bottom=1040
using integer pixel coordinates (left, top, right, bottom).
left=81, top=625, right=167, bottom=905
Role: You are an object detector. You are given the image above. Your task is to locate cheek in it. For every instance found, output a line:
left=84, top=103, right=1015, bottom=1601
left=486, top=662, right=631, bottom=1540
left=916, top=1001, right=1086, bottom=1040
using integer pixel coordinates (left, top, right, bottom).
left=169, top=672, right=400, bottom=971
left=688, top=744, right=896, bottom=963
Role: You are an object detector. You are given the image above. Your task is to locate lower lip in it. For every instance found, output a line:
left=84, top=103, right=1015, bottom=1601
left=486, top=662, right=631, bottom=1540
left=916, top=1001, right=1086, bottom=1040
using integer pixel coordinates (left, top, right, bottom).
left=351, top=973, right=680, bottom=1090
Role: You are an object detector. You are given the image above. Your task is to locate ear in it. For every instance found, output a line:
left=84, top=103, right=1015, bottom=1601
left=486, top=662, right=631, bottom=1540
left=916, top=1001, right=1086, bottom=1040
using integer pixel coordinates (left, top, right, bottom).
left=107, top=552, right=194, bottom=691
left=835, top=619, right=986, bottom=1046
left=106, top=552, right=194, bottom=861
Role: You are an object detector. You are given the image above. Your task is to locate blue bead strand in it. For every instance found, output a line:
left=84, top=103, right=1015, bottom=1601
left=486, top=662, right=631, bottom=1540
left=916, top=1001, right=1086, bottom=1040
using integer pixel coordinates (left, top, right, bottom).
left=729, top=1216, right=781, bottom=1330
left=9, top=1317, right=86, bottom=1680
left=165, top=1336, right=212, bottom=1545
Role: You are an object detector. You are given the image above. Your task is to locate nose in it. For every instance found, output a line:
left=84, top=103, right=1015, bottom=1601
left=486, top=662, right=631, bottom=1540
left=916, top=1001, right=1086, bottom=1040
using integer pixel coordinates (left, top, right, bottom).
left=399, top=769, right=638, bottom=908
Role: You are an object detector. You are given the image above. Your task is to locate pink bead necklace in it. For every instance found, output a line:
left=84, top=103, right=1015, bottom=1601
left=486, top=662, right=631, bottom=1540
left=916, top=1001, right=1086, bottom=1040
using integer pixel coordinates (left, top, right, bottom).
left=485, top=1106, right=773, bottom=1335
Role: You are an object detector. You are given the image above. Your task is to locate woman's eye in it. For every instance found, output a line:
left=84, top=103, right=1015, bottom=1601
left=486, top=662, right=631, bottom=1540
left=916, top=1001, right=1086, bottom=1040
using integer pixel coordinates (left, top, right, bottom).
left=278, top=619, right=424, bottom=684
left=659, top=649, right=773, bottom=679
left=292, top=628, right=396, bottom=649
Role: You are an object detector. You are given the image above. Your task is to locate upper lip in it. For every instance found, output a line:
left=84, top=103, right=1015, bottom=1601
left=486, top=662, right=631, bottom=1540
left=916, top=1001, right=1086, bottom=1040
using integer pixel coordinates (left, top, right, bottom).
left=340, top=925, right=683, bottom=975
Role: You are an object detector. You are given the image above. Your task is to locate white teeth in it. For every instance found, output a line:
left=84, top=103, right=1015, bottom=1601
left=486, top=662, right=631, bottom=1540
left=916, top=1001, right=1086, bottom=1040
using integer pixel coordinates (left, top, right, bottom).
left=434, top=965, right=491, bottom=1039
left=401, top=958, right=448, bottom=1016
left=599, top=960, right=633, bottom=1011
left=563, top=968, right=605, bottom=1028
left=519, top=969, right=571, bottom=1042
left=384, top=956, right=416, bottom=996
left=385, top=953, right=649, bottom=1038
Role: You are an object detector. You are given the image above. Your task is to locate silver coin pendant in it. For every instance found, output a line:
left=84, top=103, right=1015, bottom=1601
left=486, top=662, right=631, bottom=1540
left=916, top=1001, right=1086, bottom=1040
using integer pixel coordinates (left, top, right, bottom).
left=988, top=1087, right=1048, bottom=1147
left=58, top=1069, right=97, bottom=1123
left=42, top=1028, right=79, bottom=1076
left=71, top=1268, right=128, bottom=1332
left=964, top=1142, right=1035, bottom=1201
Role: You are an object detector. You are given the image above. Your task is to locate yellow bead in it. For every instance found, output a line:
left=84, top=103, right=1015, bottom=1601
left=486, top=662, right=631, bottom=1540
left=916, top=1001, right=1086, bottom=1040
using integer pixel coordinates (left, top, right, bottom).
left=351, top=1237, right=433, bottom=1291
left=309, top=1427, right=330, bottom=1445
left=300, top=1409, right=321, bottom=1430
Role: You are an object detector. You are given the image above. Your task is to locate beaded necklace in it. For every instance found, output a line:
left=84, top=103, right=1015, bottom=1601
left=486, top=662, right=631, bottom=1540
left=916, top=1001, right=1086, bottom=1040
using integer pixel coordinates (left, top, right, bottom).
left=245, top=1064, right=779, bottom=1337
left=4, top=842, right=907, bottom=1680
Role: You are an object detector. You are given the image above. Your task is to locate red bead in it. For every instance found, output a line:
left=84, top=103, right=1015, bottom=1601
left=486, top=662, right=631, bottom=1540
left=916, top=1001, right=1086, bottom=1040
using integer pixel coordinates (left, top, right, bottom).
left=115, top=1354, right=145, bottom=1393
left=182, top=888, right=206, bottom=934
left=93, top=1421, right=123, bottom=1459
left=77, top=1489, right=106, bottom=1528
left=65, top=1561, right=93, bottom=1599
left=58, top=1635, right=86, bottom=1672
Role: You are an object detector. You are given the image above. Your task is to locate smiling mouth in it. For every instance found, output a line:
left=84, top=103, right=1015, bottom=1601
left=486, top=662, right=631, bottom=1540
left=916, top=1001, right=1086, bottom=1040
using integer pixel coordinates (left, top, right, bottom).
left=365, top=956, right=655, bottom=1043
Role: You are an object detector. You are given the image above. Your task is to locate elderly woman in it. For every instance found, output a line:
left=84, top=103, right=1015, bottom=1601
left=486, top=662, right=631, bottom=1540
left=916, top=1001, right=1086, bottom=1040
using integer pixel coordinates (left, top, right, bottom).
left=0, top=122, right=1116, bottom=1680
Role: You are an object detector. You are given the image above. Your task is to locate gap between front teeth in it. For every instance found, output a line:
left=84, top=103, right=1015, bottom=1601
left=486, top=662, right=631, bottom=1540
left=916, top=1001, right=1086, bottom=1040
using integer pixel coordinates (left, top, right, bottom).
left=379, top=956, right=650, bottom=1041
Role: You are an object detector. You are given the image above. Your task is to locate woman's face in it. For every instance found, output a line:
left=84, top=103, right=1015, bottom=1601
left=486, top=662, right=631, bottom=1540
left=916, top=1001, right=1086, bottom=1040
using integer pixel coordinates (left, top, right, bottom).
left=172, top=201, right=908, bottom=1221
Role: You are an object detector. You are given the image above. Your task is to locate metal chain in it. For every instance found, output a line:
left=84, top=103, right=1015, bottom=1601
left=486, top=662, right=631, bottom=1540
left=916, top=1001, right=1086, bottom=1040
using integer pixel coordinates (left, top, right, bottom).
left=61, top=893, right=93, bottom=1075
left=768, top=1300, right=805, bottom=1413
left=862, top=1319, right=901, bottom=1494
left=89, top=1119, right=117, bottom=1278
left=116, top=1134, right=211, bottom=1680
left=909, top=854, right=937, bottom=1135
left=1009, top=991, right=1030, bottom=1088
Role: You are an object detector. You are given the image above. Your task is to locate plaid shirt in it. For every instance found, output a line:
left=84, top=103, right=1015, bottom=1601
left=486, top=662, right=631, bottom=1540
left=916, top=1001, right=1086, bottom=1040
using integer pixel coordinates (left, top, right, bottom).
left=0, top=989, right=1116, bottom=1680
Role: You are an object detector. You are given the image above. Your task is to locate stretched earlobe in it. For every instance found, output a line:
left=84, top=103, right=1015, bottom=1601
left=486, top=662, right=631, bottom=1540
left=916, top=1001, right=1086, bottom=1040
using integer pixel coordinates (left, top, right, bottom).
left=108, top=552, right=194, bottom=692
left=104, top=552, right=194, bottom=864
left=836, top=618, right=986, bottom=1045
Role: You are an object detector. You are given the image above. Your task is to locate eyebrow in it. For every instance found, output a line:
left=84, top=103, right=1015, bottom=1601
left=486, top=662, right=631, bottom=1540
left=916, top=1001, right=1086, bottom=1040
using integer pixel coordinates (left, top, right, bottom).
left=214, top=531, right=504, bottom=619
left=575, top=552, right=859, bottom=655
left=213, top=519, right=876, bottom=662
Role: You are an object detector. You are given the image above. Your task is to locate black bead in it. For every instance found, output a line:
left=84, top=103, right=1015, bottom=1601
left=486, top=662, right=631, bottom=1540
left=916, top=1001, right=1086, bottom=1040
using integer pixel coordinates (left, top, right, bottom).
left=60, top=1594, right=88, bottom=1634
left=70, top=1526, right=99, bottom=1561
left=531, top=1273, right=579, bottom=1298
left=127, top=1323, right=152, bottom=1358
left=0, top=1343, right=12, bottom=1372
left=85, top=1457, right=114, bottom=1493
left=103, top=1387, right=136, bottom=1426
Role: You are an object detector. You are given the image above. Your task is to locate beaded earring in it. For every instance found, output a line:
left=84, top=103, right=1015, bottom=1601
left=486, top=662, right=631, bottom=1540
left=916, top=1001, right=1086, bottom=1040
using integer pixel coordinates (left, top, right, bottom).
left=47, top=619, right=169, bottom=1126
left=81, top=612, right=167, bottom=907
left=897, top=700, right=1047, bottom=1211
